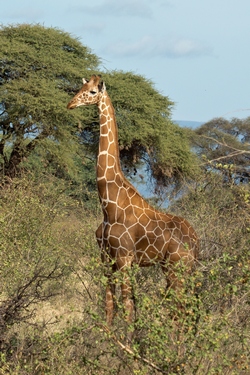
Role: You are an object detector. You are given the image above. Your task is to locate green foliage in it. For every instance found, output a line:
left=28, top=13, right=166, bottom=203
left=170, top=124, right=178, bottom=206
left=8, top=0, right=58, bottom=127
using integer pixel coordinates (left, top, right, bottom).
left=0, top=171, right=249, bottom=374
left=0, top=23, right=100, bottom=178
left=1, top=23, right=198, bottom=191
left=0, top=175, right=99, bottom=348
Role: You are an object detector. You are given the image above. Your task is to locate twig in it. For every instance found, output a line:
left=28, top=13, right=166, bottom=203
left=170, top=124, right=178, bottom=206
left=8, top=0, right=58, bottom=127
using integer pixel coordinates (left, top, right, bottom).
left=98, top=323, right=169, bottom=374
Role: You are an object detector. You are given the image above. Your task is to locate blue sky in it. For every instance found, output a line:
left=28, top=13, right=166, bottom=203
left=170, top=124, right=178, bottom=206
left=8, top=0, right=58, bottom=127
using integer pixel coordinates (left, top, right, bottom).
left=2, top=0, right=250, bottom=122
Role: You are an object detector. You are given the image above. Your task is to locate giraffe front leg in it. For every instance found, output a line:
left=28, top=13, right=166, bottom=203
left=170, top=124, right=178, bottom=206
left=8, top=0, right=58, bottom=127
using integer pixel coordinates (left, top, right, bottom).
left=102, top=254, right=117, bottom=325
left=120, top=274, right=134, bottom=324
left=119, top=268, right=136, bottom=344
left=105, top=278, right=116, bottom=325
left=115, top=253, right=135, bottom=324
left=96, top=225, right=117, bottom=325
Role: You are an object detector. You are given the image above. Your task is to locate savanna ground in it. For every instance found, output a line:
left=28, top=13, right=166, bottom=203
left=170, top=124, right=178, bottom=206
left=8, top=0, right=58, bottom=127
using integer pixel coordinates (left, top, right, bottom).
left=0, top=172, right=249, bottom=375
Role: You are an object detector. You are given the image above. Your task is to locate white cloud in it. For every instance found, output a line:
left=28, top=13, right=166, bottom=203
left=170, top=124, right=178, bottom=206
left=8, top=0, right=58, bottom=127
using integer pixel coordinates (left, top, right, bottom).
left=105, top=35, right=213, bottom=59
left=71, top=0, right=152, bottom=18
left=77, top=23, right=106, bottom=35
left=5, top=8, right=44, bottom=21
left=158, top=38, right=213, bottom=58
left=106, top=36, right=153, bottom=56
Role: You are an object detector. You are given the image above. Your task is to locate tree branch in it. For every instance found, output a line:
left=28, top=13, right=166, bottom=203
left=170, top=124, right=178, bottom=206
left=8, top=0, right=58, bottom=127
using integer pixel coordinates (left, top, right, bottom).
left=199, top=135, right=250, bottom=165
left=201, top=135, right=250, bottom=153
left=200, top=150, right=248, bottom=165
left=98, top=323, right=169, bottom=374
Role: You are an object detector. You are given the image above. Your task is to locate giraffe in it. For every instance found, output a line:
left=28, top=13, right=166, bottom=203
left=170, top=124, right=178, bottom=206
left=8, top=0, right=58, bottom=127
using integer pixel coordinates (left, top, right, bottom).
left=67, top=75, right=199, bottom=325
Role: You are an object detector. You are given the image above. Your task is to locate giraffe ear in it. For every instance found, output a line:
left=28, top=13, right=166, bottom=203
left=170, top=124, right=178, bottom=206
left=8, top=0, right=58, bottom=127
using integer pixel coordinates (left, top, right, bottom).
left=100, top=81, right=106, bottom=92
left=82, top=78, right=87, bottom=85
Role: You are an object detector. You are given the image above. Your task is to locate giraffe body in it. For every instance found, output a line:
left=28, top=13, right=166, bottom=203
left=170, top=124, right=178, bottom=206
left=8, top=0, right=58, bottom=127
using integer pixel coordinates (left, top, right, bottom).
left=67, top=75, right=199, bottom=325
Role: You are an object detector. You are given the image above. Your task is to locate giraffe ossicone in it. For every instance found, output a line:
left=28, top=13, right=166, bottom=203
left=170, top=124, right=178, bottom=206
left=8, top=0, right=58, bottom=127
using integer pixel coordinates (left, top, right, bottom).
left=67, top=74, right=199, bottom=325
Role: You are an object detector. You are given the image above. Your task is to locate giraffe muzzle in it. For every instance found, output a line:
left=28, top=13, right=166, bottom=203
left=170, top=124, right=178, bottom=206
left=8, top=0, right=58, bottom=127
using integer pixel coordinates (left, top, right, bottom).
left=67, top=101, right=76, bottom=109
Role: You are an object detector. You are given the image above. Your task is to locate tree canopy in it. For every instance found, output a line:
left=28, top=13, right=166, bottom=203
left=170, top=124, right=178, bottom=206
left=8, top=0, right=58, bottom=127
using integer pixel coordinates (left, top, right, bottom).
left=0, top=23, right=100, bottom=179
left=0, top=23, right=197, bottom=191
left=191, top=117, right=250, bottom=183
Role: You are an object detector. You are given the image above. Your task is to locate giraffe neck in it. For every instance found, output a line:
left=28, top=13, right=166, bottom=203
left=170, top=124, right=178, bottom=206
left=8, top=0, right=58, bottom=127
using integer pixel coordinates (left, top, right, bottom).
left=97, top=92, right=124, bottom=201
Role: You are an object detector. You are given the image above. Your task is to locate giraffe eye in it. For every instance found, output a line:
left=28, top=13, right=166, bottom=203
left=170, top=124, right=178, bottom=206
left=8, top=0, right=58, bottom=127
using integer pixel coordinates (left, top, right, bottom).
left=90, top=90, right=97, bottom=95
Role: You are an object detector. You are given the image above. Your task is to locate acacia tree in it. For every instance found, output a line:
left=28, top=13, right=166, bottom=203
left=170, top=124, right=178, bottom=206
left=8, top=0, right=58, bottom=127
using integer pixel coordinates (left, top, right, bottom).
left=191, top=117, right=250, bottom=183
left=0, top=24, right=197, bottom=190
left=0, top=24, right=100, bottom=179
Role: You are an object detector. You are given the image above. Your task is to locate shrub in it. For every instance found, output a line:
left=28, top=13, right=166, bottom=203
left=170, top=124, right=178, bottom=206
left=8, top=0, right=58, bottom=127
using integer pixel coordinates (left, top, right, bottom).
left=0, top=172, right=249, bottom=374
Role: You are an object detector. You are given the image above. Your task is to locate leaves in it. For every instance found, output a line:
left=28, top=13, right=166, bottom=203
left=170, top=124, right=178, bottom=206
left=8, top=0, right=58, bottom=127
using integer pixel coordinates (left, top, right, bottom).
left=0, top=24, right=100, bottom=178
left=1, top=24, right=198, bottom=190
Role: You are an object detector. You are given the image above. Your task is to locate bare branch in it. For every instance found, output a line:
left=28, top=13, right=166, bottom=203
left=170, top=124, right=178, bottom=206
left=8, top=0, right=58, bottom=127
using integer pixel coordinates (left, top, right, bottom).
left=199, top=150, right=248, bottom=165
left=201, top=135, right=250, bottom=153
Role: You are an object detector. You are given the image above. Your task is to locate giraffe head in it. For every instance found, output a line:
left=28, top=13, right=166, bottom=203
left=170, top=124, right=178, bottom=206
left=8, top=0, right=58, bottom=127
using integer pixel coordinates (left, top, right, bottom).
left=67, top=74, right=106, bottom=109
